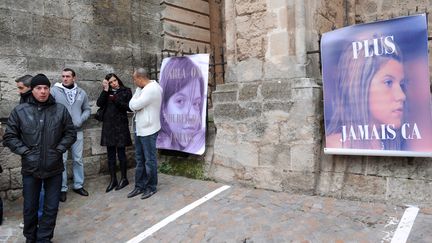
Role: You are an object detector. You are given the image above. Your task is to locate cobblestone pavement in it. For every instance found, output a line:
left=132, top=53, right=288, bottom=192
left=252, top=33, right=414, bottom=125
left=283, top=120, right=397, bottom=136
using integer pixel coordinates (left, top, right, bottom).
left=1, top=171, right=432, bottom=243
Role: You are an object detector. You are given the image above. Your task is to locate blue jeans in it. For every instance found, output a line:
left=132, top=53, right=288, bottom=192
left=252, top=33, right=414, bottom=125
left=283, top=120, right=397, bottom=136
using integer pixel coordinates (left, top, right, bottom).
left=38, top=185, right=44, bottom=219
left=22, top=174, right=62, bottom=242
left=134, top=132, right=158, bottom=192
left=62, top=131, right=84, bottom=191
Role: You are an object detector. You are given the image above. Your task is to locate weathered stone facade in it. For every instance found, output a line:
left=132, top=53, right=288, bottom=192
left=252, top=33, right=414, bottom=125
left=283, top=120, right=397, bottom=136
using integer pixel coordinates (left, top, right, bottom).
left=210, top=0, right=432, bottom=205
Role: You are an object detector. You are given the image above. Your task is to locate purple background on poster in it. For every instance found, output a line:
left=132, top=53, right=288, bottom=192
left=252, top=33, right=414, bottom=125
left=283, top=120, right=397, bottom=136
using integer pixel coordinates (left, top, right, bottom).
left=321, top=14, right=432, bottom=152
left=156, top=54, right=209, bottom=155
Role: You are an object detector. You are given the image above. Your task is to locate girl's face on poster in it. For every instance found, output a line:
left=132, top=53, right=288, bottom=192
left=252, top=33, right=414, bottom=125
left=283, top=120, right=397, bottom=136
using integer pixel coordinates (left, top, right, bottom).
left=165, top=80, right=202, bottom=147
left=368, top=59, right=406, bottom=128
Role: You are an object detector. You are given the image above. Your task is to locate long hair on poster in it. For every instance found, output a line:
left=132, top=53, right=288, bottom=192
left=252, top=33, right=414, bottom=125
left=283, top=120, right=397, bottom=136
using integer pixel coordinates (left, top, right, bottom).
left=321, top=14, right=432, bottom=155
left=156, top=54, right=209, bottom=155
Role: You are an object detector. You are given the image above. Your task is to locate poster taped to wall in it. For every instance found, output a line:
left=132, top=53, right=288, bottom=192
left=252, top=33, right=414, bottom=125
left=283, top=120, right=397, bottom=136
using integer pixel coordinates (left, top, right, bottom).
left=156, top=54, right=209, bottom=155
left=321, top=14, right=432, bottom=157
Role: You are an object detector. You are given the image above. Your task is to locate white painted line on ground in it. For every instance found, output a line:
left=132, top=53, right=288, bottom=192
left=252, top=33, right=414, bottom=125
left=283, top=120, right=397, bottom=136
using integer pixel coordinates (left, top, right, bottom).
left=390, top=206, right=419, bottom=243
left=126, top=185, right=231, bottom=243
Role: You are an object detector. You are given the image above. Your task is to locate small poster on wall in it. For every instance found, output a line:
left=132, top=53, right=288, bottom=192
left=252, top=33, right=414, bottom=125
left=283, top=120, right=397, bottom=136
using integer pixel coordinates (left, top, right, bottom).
left=156, top=54, right=209, bottom=155
left=321, top=14, right=432, bottom=157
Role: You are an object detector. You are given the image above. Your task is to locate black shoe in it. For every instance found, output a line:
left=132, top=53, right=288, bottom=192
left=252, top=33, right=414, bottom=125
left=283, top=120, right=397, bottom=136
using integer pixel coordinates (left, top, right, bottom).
left=141, top=188, right=156, bottom=200
left=127, top=188, right=144, bottom=198
left=59, top=192, right=67, bottom=202
left=115, top=178, right=129, bottom=191
left=73, top=188, right=89, bottom=196
left=106, top=179, right=118, bottom=193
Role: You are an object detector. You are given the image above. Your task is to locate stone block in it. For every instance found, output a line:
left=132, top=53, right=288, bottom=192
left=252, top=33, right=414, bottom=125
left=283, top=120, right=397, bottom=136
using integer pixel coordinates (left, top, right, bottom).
left=10, top=11, right=33, bottom=36
left=268, top=0, right=287, bottom=10
left=27, top=57, right=65, bottom=75
left=0, top=0, right=43, bottom=15
left=40, top=16, right=71, bottom=39
left=87, top=128, right=105, bottom=155
left=6, top=189, right=22, bottom=201
left=83, top=155, right=103, bottom=176
left=252, top=166, right=284, bottom=191
left=0, top=100, right=17, bottom=118
left=214, top=102, right=262, bottom=122
left=291, top=144, right=318, bottom=172
left=259, top=143, right=290, bottom=170
left=316, top=171, right=344, bottom=198
left=0, top=56, right=28, bottom=84
left=280, top=170, right=316, bottom=194
left=386, top=177, right=432, bottom=204
left=70, top=2, right=94, bottom=23
left=237, top=120, right=267, bottom=143
left=261, top=80, right=291, bottom=100
left=234, top=58, right=263, bottom=82
left=213, top=90, right=237, bottom=103
left=214, top=83, right=239, bottom=92
left=209, top=163, right=236, bottom=183
left=213, top=123, right=238, bottom=144
left=235, top=0, right=266, bottom=16
left=43, top=0, right=71, bottom=18
left=342, top=174, right=386, bottom=202
left=10, top=167, right=22, bottom=189
left=239, top=83, right=259, bottom=101
left=0, top=169, right=10, bottom=190
left=263, top=101, right=293, bottom=114
left=214, top=142, right=259, bottom=168
left=0, top=146, right=21, bottom=169
left=269, top=31, right=289, bottom=57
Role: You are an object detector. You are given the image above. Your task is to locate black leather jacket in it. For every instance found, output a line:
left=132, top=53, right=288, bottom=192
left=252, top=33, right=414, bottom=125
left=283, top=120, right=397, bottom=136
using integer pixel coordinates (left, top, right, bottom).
left=3, top=95, right=77, bottom=178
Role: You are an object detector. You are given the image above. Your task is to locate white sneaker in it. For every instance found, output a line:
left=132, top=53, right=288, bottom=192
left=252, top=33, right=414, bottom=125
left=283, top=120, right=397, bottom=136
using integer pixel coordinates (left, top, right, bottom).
left=19, top=222, right=24, bottom=228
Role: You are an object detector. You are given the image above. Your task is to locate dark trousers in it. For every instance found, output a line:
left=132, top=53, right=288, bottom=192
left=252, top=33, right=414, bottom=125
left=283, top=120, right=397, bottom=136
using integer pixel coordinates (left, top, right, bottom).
left=22, top=174, right=62, bottom=242
left=107, top=146, right=127, bottom=169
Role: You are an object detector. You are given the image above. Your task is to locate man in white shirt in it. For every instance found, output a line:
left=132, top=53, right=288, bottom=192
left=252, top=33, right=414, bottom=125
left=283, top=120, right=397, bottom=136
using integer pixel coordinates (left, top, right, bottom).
left=128, top=68, right=162, bottom=199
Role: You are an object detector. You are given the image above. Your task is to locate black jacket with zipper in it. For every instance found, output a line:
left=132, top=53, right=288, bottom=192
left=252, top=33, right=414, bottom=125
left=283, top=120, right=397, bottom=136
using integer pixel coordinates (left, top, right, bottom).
left=2, top=95, right=77, bottom=179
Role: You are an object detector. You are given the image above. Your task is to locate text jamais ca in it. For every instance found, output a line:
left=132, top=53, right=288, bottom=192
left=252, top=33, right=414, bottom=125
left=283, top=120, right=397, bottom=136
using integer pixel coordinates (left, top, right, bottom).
left=340, top=123, right=421, bottom=142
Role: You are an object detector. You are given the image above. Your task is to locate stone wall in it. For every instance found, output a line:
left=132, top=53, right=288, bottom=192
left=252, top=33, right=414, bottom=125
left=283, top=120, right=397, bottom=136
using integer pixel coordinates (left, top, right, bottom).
left=0, top=0, right=162, bottom=116
left=0, top=0, right=162, bottom=199
left=210, top=0, right=432, bottom=206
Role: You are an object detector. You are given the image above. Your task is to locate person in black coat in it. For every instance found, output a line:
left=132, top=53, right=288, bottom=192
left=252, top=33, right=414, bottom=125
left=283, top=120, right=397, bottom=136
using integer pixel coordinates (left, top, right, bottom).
left=96, top=73, right=132, bottom=192
left=3, top=74, right=77, bottom=242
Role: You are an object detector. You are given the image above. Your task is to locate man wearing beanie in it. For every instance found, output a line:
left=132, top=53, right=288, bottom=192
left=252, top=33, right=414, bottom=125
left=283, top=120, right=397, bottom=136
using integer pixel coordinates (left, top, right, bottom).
left=51, top=68, right=91, bottom=202
left=3, top=73, right=77, bottom=242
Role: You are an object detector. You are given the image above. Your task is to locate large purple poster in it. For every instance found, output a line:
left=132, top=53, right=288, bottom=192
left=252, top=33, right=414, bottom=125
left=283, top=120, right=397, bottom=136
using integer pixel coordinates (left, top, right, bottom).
left=322, top=14, right=432, bottom=156
left=156, top=54, right=209, bottom=155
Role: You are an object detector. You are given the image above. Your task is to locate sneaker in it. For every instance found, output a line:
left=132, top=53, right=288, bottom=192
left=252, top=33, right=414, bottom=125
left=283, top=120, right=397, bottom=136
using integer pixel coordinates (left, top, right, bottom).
left=59, top=192, right=67, bottom=202
left=19, top=222, right=24, bottom=228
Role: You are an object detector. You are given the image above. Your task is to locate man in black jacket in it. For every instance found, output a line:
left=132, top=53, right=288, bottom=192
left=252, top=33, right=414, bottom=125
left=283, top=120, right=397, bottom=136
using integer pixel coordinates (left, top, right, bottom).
left=3, top=74, right=77, bottom=243
left=15, top=74, right=33, bottom=104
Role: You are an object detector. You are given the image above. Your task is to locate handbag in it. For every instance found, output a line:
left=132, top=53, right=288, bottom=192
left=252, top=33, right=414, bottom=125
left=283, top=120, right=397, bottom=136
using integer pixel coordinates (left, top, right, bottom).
left=95, top=107, right=105, bottom=121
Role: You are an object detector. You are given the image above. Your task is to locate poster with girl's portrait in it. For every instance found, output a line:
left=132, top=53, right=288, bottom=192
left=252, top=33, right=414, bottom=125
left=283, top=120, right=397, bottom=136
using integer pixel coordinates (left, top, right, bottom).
left=321, top=14, right=432, bottom=156
left=156, top=54, right=209, bottom=155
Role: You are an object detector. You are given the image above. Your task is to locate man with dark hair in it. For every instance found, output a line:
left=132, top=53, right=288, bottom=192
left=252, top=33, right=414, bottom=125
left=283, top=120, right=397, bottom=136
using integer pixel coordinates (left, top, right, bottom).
left=15, top=74, right=33, bottom=103
left=3, top=74, right=76, bottom=242
left=51, top=68, right=91, bottom=202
